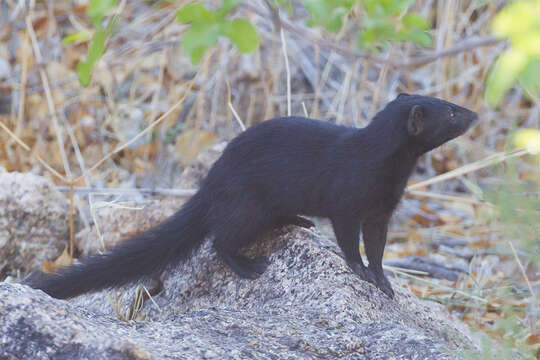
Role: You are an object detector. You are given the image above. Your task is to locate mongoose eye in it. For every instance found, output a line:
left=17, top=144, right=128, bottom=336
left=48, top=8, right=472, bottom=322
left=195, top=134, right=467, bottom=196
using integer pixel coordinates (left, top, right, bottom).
left=449, top=109, right=455, bottom=118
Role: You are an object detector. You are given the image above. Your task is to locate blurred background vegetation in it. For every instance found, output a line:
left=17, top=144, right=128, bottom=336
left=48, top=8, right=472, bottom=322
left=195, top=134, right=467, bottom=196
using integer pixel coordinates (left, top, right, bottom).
left=0, top=0, right=538, bottom=358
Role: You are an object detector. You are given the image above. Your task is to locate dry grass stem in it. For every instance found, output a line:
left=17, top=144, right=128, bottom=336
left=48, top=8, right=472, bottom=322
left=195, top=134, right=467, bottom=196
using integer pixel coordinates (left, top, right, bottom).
left=508, top=241, right=536, bottom=300
left=16, top=29, right=29, bottom=136
left=370, top=51, right=391, bottom=118
left=388, top=266, right=490, bottom=304
left=26, top=13, right=72, bottom=179
left=55, top=186, right=197, bottom=197
left=228, top=102, right=246, bottom=131
left=280, top=28, right=292, bottom=116
left=69, top=184, right=74, bottom=257
left=73, top=84, right=194, bottom=184
left=142, top=286, right=162, bottom=312
left=407, top=190, right=494, bottom=207
left=243, top=3, right=502, bottom=69
left=407, top=148, right=529, bottom=191
left=301, top=102, right=308, bottom=117
left=0, top=120, right=67, bottom=182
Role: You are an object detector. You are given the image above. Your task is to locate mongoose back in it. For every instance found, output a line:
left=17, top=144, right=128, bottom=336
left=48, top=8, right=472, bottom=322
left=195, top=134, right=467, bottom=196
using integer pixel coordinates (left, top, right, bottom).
left=26, top=94, right=478, bottom=299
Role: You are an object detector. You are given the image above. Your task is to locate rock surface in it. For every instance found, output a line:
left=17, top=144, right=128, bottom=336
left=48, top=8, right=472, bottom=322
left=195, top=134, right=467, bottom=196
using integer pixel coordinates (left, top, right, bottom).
left=1, top=226, right=475, bottom=359
left=0, top=145, right=476, bottom=359
left=76, top=199, right=179, bottom=256
left=0, top=167, right=70, bottom=276
left=74, top=142, right=226, bottom=256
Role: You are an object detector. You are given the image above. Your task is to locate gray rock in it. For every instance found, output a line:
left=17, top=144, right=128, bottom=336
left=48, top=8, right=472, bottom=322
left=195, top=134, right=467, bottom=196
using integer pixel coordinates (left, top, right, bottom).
left=1, top=226, right=475, bottom=359
left=74, top=143, right=227, bottom=256
left=0, top=167, right=69, bottom=276
left=76, top=199, right=179, bottom=256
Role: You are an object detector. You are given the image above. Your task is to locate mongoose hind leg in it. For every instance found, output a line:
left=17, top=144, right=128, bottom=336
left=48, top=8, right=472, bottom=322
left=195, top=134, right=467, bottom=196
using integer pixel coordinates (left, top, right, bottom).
left=277, top=215, right=315, bottom=229
left=215, top=245, right=269, bottom=279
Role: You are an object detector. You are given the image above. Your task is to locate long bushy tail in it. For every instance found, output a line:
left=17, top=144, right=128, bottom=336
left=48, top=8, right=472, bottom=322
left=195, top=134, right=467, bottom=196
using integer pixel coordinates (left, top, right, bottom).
left=25, top=194, right=208, bottom=299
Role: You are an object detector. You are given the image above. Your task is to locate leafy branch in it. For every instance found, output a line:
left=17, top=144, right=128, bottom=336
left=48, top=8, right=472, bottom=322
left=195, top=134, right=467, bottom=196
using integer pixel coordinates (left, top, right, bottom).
left=176, top=0, right=259, bottom=64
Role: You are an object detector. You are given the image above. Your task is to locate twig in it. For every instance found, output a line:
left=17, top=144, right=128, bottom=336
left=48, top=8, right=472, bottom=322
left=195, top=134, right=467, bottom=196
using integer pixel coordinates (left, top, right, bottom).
left=404, top=36, right=502, bottom=68
left=242, top=3, right=503, bottom=69
left=26, top=11, right=72, bottom=179
left=406, top=148, right=529, bottom=191
left=0, top=120, right=30, bottom=151
left=263, top=0, right=281, bottom=31
left=280, top=28, right=292, bottom=116
left=301, top=102, right=308, bottom=117
left=55, top=186, right=197, bottom=197
left=407, top=189, right=495, bottom=207
left=370, top=51, right=391, bottom=117
left=72, top=81, right=194, bottom=184
left=69, top=184, right=74, bottom=257
left=0, top=120, right=67, bottom=182
left=508, top=241, right=536, bottom=300
left=16, top=27, right=29, bottom=135
left=387, top=266, right=489, bottom=304
left=228, top=102, right=246, bottom=131
left=28, top=4, right=76, bottom=255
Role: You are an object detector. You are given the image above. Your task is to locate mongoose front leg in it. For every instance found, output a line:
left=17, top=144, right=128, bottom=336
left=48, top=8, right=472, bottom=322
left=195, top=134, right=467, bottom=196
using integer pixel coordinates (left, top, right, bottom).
left=362, top=214, right=394, bottom=298
left=331, top=217, right=368, bottom=279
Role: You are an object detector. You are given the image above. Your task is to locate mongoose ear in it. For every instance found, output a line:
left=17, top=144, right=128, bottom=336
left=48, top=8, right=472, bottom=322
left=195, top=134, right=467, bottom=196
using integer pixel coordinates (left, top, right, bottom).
left=407, top=105, right=424, bottom=136
left=397, top=93, right=410, bottom=99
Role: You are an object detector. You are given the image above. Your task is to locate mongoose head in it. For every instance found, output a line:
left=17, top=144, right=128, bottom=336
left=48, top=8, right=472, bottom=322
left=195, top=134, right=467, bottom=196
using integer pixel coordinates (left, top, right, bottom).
left=389, top=93, right=478, bottom=155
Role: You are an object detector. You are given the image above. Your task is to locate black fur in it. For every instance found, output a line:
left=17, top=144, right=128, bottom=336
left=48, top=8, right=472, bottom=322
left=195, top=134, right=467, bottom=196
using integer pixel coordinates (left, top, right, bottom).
left=25, top=94, right=478, bottom=299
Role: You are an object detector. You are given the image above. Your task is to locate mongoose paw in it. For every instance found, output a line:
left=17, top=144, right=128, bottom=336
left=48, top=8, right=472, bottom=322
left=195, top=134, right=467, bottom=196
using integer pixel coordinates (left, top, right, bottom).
left=377, top=277, right=395, bottom=299
left=366, top=269, right=394, bottom=299
left=347, top=260, right=368, bottom=280
left=250, top=256, right=270, bottom=275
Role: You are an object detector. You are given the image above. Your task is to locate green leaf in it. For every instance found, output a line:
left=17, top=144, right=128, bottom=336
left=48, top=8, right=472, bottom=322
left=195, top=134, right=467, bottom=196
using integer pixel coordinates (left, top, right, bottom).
left=302, top=0, right=328, bottom=26
left=76, top=61, right=93, bottom=87
left=397, top=28, right=432, bottom=47
left=75, top=16, right=118, bottom=86
left=402, top=13, right=430, bottom=30
left=358, top=28, right=376, bottom=46
left=518, top=59, right=540, bottom=98
left=492, top=1, right=538, bottom=38
left=327, top=7, right=348, bottom=32
left=221, top=19, right=259, bottom=53
left=77, top=27, right=107, bottom=86
left=485, top=50, right=528, bottom=106
left=486, top=0, right=540, bottom=108
left=176, top=3, right=213, bottom=24
left=273, top=0, right=294, bottom=15
left=392, top=0, right=416, bottom=14
left=62, top=30, right=92, bottom=45
left=215, top=0, right=240, bottom=18
left=302, top=0, right=354, bottom=32
left=514, top=128, right=540, bottom=155
left=181, top=22, right=220, bottom=63
left=87, top=0, right=116, bottom=26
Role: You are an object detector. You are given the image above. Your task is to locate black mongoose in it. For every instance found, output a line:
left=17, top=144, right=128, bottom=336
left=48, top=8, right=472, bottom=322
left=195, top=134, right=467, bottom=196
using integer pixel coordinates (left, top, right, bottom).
left=26, top=94, right=478, bottom=299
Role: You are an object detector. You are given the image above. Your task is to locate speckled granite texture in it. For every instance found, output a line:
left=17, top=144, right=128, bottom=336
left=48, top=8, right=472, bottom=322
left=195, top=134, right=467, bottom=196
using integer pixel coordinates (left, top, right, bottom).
left=1, top=227, right=475, bottom=359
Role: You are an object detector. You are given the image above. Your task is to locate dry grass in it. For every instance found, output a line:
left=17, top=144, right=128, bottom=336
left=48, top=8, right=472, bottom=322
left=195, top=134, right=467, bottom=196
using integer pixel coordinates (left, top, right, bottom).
left=0, top=0, right=538, bottom=356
